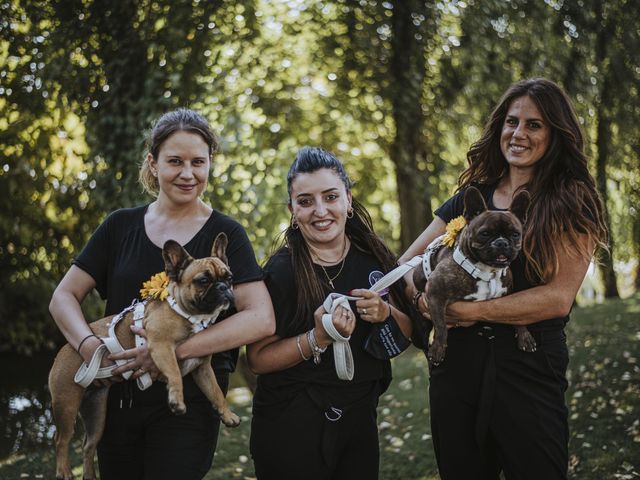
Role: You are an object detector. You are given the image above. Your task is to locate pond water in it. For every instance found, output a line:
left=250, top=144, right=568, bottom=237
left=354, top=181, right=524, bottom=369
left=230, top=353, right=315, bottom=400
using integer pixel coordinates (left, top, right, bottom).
left=0, top=351, right=253, bottom=462
left=0, top=352, right=57, bottom=460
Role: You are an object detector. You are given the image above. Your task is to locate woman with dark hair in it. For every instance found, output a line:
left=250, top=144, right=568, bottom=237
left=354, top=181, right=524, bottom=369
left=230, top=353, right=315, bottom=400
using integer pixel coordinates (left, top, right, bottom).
left=49, top=108, right=275, bottom=479
left=400, top=78, right=608, bottom=479
left=248, top=147, right=413, bottom=480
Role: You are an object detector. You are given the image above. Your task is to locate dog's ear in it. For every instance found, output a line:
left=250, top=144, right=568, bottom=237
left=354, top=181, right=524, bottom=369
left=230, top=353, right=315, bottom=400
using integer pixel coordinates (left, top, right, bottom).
left=510, top=190, right=531, bottom=224
left=162, top=240, right=194, bottom=282
left=463, top=186, right=488, bottom=222
left=211, top=232, right=229, bottom=266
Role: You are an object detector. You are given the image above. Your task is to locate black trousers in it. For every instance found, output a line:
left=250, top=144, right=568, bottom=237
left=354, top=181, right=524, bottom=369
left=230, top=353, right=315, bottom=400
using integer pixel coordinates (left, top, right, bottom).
left=250, top=384, right=380, bottom=480
left=429, top=324, right=569, bottom=480
left=97, top=372, right=229, bottom=480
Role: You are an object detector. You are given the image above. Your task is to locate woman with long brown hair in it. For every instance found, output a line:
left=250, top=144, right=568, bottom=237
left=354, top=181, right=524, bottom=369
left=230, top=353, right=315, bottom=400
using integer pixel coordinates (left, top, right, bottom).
left=400, top=78, right=607, bottom=479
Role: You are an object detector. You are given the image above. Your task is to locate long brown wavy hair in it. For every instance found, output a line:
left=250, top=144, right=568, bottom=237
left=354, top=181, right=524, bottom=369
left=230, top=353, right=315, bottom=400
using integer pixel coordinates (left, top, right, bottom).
left=274, top=147, right=410, bottom=336
left=459, top=78, right=608, bottom=284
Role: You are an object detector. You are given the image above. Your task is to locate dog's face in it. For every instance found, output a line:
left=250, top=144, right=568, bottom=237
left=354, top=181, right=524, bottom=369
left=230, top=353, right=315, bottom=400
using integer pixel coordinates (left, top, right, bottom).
left=458, top=187, right=530, bottom=268
left=162, top=233, right=234, bottom=316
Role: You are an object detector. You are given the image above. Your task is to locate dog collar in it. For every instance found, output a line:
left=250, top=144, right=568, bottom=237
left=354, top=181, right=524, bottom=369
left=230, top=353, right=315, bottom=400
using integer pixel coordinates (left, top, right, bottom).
left=452, top=246, right=508, bottom=282
left=167, top=295, right=217, bottom=333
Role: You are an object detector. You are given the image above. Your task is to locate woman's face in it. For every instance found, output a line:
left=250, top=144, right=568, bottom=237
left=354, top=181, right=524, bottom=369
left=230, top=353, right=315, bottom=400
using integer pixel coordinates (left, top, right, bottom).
left=500, top=95, right=551, bottom=172
left=149, top=131, right=210, bottom=206
left=289, top=168, right=352, bottom=250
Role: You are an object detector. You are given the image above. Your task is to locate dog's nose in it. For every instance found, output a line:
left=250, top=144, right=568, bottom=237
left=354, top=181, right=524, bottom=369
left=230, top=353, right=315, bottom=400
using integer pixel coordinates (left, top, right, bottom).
left=215, top=282, right=228, bottom=293
left=493, top=238, right=509, bottom=249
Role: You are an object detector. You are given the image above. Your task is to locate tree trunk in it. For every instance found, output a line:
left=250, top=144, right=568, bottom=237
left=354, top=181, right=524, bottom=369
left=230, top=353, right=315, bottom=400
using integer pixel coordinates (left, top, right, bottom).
left=388, top=1, right=432, bottom=250
left=594, top=14, right=620, bottom=299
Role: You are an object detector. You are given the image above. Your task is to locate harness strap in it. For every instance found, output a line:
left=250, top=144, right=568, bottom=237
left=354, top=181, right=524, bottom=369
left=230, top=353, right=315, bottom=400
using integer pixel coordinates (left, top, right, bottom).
left=452, top=246, right=509, bottom=300
left=422, top=235, right=445, bottom=280
left=320, top=255, right=424, bottom=380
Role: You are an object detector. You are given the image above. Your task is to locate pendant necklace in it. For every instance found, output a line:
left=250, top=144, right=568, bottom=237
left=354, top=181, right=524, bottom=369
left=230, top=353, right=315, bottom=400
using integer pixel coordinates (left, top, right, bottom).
left=314, top=237, right=348, bottom=289
left=321, top=256, right=347, bottom=289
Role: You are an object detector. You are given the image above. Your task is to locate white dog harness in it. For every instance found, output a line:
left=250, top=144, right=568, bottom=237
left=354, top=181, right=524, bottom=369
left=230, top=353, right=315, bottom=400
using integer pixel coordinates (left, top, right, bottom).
left=74, top=296, right=220, bottom=389
left=321, top=255, right=423, bottom=380
left=419, top=233, right=509, bottom=301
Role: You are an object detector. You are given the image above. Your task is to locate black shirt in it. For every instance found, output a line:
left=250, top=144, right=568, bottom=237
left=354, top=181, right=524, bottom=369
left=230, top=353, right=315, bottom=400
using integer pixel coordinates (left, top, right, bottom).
left=435, top=183, right=567, bottom=331
left=253, top=245, right=393, bottom=412
left=74, top=204, right=263, bottom=373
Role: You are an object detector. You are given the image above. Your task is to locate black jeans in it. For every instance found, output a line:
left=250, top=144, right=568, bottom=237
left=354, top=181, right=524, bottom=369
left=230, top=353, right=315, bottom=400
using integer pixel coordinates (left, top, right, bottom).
left=429, top=324, right=569, bottom=480
left=97, top=372, right=229, bottom=480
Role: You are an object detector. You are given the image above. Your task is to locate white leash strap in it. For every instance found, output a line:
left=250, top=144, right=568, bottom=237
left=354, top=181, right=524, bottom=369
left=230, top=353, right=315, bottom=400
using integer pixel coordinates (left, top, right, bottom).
left=320, top=256, right=424, bottom=380
left=322, top=294, right=354, bottom=380
left=73, top=344, right=116, bottom=388
left=74, top=301, right=153, bottom=390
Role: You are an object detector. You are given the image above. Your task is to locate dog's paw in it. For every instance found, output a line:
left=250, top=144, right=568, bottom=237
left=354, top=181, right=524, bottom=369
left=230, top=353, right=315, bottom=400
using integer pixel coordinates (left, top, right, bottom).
left=221, top=410, right=241, bottom=428
left=516, top=330, right=537, bottom=353
left=169, top=399, right=187, bottom=415
left=428, top=342, right=447, bottom=365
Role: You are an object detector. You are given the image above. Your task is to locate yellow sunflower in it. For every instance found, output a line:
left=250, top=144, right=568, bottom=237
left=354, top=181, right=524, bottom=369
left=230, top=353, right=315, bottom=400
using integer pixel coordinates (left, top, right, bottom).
left=442, top=215, right=466, bottom=248
left=140, top=271, right=169, bottom=301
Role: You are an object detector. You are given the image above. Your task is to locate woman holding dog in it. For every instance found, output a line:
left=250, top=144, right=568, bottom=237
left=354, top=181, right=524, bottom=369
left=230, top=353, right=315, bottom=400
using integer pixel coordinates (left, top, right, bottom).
left=49, top=108, right=275, bottom=479
left=247, top=147, right=413, bottom=479
left=400, top=78, right=608, bottom=479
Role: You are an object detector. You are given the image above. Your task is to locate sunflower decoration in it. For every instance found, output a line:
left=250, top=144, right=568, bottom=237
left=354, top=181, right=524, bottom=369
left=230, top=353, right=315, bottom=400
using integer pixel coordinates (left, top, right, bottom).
left=442, top=215, right=467, bottom=248
left=140, top=271, right=169, bottom=301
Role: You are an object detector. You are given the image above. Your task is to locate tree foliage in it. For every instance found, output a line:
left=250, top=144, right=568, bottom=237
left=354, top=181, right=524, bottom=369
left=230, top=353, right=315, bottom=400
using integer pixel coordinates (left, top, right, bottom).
left=1, top=0, right=638, bottom=352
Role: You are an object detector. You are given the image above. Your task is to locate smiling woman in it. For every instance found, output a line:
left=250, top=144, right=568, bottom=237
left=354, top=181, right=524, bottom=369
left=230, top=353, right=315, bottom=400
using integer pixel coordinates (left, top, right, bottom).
left=247, top=147, right=414, bottom=480
left=48, top=108, right=275, bottom=480
left=400, top=78, right=609, bottom=480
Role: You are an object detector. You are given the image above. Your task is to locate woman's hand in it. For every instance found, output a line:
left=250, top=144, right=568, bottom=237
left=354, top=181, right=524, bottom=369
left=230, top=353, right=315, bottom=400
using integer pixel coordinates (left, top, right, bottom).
left=351, top=289, right=390, bottom=324
left=313, top=304, right=356, bottom=347
left=108, top=325, right=161, bottom=381
left=415, top=292, right=476, bottom=329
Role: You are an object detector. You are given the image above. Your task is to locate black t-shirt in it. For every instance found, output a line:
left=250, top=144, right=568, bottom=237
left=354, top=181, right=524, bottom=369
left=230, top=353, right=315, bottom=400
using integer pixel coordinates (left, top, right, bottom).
left=74, top=205, right=263, bottom=374
left=434, top=183, right=567, bottom=331
left=253, top=245, right=393, bottom=412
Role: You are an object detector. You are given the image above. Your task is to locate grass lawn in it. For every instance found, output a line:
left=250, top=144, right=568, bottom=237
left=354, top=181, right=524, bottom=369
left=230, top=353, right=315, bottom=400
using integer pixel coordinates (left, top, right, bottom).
left=2, top=294, right=639, bottom=479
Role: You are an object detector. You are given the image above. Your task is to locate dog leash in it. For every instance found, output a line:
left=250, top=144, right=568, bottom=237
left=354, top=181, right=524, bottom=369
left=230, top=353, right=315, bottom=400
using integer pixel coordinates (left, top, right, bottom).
left=74, top=302, right=152, bottom=389
left=321, top=255, right=423, bottom=380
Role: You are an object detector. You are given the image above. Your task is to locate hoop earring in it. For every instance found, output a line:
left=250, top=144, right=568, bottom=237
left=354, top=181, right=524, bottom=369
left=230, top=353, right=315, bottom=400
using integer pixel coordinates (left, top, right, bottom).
left=291, top=217, right=299, bottom=229
left=347, top=208, right=354, bottom=219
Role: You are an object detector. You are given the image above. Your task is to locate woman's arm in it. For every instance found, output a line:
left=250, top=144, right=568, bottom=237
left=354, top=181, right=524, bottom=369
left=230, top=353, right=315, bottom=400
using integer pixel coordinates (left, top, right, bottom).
left=246, top=305, right=355, bottom=375
left=399, top=217, right=447, bottom=301
left=174, top=280, right=276, bottom=360
left=49, top=265, right=103, bottom=363
left=445, top=235, right=593, bottom=326
left=399, top=217, right=447, bottom=265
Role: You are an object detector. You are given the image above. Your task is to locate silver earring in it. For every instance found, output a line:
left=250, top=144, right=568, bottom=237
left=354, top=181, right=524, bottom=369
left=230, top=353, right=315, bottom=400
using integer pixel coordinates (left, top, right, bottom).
left=347, top=208, right=354, bottom=219
left=291, top=217, right=299, bottom=229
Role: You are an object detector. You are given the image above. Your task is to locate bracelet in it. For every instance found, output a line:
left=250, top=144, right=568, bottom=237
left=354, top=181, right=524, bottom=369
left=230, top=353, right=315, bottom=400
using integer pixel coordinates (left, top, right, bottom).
left=307, top=329, right=327, bottom=365
left=412, top=291, right=423, bottom=311
left=296, top=334, right=310, bottom=361
left=77, top=334, right=98, bottom=354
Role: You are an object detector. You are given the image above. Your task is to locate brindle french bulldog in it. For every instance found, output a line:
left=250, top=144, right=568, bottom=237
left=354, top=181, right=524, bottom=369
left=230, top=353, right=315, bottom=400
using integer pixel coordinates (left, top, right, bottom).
left=413, top=186, right=534, bottom=364
left=48, top=233, right=240, bottom=480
